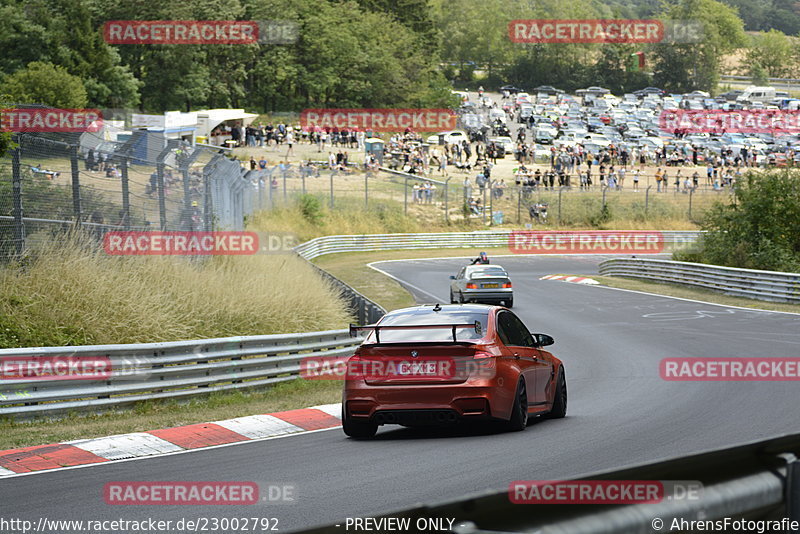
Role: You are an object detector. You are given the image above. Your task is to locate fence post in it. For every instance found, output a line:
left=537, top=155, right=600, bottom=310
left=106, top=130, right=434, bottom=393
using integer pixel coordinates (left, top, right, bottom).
left=488, top=180, right=494, bottom=226
left=258, top=173, right=264, bottom=210
left=602, top=185, right=608, bottom=209
left=444, top=177, right=452, bottom=222
left=558, top=186, right=567, bottom=225
left=283, top=167, right=287, bottom=203
left=11, top=147, right=24, bottom=256
left=156, top=161, right=167, bottom=230
left=404, top=176, right=408, bottom=215
left=121, top=157, right=131, bottom=230
left=482, top=185, right=487, bottom=224
left=688, top=187, right=694, bottom=221
left=645, top=185, right=653, bottom=218
left=268, top=169, right=274, bottom=209
left=364, top=171, right=369, bottom=209
left=70, top=145, right=82, bottom=225
left=517, top=187, right=522, bottom=224
left=329, top=170, right=334, bottom=208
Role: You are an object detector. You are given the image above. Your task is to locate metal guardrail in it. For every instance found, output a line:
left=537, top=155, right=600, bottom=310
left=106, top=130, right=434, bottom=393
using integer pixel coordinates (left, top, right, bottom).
left=599, top=257, right=800, bottom=303
left=295, top=432, right=800, bottom=533
left=0, top=330, right=360, bottom=418
left=295, top=231, right=702, bottom=260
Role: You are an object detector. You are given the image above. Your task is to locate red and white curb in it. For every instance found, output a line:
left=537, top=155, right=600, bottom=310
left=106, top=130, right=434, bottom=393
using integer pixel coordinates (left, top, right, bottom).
left=540, top=274, right=600, bottom=285
left=0, top=403, right=342, bottom=477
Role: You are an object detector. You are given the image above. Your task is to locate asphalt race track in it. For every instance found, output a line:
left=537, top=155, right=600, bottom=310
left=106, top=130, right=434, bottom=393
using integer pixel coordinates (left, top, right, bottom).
left=3, top=254, right=800, bottom=532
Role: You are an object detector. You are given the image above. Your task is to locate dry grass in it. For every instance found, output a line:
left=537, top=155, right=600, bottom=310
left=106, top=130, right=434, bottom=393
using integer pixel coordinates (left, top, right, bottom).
left=0, top=232, right=351, bottom=348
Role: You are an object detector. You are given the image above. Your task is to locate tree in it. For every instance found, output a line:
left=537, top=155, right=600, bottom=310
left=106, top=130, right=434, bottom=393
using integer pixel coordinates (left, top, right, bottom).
left=0, top=62, right=88, bottom=108
left=652, top=0, right=746, bottom=92
left=750, top=62, right=769, bottom=85
left=746, top=30, right=796, bottom=79
left=698, top=170, right=800, bottom=272
left=0, top=0, right=140, bottom=108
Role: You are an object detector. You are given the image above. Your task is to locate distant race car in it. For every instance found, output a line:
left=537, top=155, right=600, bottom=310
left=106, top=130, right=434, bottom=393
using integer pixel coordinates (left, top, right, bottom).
left=342, top=304, right=567, bottom=438
left=450, top=264, right=513, bottom=307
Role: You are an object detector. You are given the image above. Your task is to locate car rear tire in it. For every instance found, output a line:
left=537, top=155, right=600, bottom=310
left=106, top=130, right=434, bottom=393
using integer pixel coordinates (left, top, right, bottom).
left=506, top=379, right=528, bottom=431
left=545, top=368, right=567, bottom=419
left=342, top=409, right=378, bottom=439
left=504, top=298, right=513, bottom=308
left=450, top=289, right=457, bottom=304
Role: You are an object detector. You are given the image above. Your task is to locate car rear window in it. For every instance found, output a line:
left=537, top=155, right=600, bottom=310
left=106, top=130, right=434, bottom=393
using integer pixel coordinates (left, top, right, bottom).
left=469, top=267, right=507, bottom=278
left=364, top=309, right=489, bottom=344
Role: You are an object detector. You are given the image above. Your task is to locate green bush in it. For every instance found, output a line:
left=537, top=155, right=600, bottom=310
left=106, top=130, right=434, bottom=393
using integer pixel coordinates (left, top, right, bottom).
left=684, top=170, right=800, bottom=272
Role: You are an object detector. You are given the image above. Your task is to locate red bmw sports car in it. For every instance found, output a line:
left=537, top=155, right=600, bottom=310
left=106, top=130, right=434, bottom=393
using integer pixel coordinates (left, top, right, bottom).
left=342, top=304, right=567, bottom=438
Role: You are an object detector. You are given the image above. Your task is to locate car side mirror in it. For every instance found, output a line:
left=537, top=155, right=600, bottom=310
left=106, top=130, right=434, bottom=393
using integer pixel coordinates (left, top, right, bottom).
left=449, top=275, right=456, bottom=279
left=532, top=333, right=555, bottom=347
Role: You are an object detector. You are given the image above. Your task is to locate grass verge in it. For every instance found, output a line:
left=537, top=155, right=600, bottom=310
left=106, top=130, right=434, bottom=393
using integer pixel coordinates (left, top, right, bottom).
left=0, top=379, right=343, bottom=450
left=0, top=232, right=350, bottom=348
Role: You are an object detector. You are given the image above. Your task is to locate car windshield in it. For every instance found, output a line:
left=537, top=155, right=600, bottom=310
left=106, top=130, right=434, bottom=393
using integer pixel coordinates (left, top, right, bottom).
left=364, top=308, right=489, bottom=344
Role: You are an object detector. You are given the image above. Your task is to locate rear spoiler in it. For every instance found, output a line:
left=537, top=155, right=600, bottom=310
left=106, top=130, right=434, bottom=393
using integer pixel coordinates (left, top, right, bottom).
left=349, top=322, right=483, bottom=344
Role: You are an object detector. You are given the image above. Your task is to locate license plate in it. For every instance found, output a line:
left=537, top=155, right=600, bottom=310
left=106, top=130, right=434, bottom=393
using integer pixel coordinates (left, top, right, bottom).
left=395, top=361, right=438, bottom=376
left=482, top=283, right=499, bottom=288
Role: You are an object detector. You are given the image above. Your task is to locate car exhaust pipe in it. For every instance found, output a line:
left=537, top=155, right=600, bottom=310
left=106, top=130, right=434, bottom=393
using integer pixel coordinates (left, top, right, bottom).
left=436, top=412, right=446, bottom=422
left=374, top=414, right=385, bottom=424
left=385, top=413, right=397, bottom=423
left=447, top=412, right=457, bottom=422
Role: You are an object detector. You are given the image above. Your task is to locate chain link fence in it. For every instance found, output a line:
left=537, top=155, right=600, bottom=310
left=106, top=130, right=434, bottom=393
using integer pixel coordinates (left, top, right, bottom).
left=0, top=130, right=268, bottom=260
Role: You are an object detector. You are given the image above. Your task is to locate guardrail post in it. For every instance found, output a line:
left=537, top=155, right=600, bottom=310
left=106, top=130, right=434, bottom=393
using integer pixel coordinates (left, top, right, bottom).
left=11, top=147, right=24, bottom=256
left=785, top=454, right=800, bottom=524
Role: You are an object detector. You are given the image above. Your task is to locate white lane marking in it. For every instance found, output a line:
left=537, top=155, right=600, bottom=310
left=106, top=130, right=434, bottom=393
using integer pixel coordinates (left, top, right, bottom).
left=311, top=403, right=342, bottom=419
left=0, top=467, right=16, bottom=476
left=589, top=284, right=800, bottom=316
left=215, top=414, right=304, bottom=439
left=66, top=433, right=182, bottom=460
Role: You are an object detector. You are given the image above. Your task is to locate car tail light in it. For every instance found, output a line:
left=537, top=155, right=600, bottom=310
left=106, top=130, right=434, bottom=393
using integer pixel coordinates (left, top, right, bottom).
left=465, top=282, right=478, bottom=289
left=502, top=282, right=512, bottom=288
left=473, top=351, right=496, bottom=368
